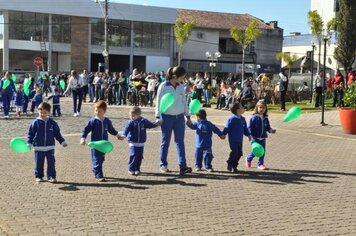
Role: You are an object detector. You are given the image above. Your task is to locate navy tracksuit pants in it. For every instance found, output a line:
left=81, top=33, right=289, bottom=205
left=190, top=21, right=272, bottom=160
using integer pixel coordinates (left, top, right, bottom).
left=2, top=94, right=11, bottom=116
left=247, top=138, right=266, bottom=166
left=91, top=149, right=105, bottom=179
left=195, top=147, right=214, bottom=169
left=227, top=141, right=243, bottom=169
left=53, top=105, right=61, bottom=116
left=128, top=146, right=144, bottom=172
left=34, top=150, right=56, bottom=179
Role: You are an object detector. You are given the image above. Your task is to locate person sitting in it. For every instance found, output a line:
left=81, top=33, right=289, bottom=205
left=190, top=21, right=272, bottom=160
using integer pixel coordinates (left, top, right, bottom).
left=240, top=79, right=254, bottom=109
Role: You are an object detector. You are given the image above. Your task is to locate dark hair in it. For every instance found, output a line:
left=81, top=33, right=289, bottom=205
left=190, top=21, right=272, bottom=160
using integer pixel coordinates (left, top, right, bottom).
left=196, top=109, right=207, bottom=120
left=130, top=106, right=141, bottom=116
left=166, top=66, right=186, bottom=80
left=230, top=102, right=241, bottom=115
left=95, top=100, right=107, bottom=111
left=54, top=88, right=59, bottom=92
left=38, top=102, right=51, bottom=112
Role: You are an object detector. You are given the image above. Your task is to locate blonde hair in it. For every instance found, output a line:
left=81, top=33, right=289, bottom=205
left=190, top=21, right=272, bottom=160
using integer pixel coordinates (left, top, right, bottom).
left=253, top=100, right=268, bottom=116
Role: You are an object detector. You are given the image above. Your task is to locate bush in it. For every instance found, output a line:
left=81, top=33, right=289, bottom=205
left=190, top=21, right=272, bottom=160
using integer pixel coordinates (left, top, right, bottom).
left=344, top=82, right=356, bottom=109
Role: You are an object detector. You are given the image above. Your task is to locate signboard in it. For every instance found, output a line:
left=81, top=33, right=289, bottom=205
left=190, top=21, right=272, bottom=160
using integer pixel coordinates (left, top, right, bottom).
left=33, top=57, right=43, bottom=67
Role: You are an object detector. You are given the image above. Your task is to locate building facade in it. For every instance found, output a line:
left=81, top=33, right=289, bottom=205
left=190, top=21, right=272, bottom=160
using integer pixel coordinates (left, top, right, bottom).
left=0, top=0, right=283, bottom=76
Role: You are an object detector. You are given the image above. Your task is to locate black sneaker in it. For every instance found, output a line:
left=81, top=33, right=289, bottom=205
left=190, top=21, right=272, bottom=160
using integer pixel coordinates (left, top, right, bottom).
left=180, top=167, right=192, bottom=175
left=227, top=165, right=232, bottom=172
left=232, top=167, right=238, bottom=173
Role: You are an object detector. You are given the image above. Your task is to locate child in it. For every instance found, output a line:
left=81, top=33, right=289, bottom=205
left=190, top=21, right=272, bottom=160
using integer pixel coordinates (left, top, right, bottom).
left=246, top=100, right=276, bottom=170
left=14, top=85, right=24, bottom=117
left=187, top=109, right=225, bottom=172
left=80, top=101, right=120, bottom=182
left=30, top=88, right=43, bottom=114
left=336, top=81, right=345, bottom=107
left=119, top=106, right=159, bottom=175
left=27, top=102, right=67, bottom=183
left=47, top=88, right=63, bottom=117
left=222, top=102, right=251, bottom=173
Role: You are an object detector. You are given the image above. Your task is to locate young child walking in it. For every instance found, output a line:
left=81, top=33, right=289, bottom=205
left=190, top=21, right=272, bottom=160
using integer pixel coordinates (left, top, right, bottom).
left=222, top=102, right=251, bottom=173
left=14, top=85, right=24, bottom=117
left=187, top=109, right=225, bottom=172
left=246, top=100, right=276, bottom=170
left=80, top=100, right=120, bottom=182
left=27, top=102, right=67, bottom=183
left=119, top=106, right=159, bottom=176
left=47, top=88, right=63, bottom=117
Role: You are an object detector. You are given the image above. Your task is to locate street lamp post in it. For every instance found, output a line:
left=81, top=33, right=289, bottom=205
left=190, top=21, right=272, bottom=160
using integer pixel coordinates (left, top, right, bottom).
left=310, top=41, right=316, bottom=103
left=321, top=30, right=331, bottom=126
left=205, top=51, right=221, bottom=78
left=96, top=0, right=109, bottom=73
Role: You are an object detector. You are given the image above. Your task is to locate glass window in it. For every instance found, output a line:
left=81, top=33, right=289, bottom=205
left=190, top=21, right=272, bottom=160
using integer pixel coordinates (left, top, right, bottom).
left=52, top=15, right=71, bottom=43
left=9, top=11, right=49, bottom=41
left=134, top=22, right=170, bottom=49
left=109, top=19, right=130, bottom=47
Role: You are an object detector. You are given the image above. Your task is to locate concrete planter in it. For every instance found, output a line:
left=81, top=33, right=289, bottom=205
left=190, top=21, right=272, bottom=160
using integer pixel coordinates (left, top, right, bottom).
left=339, top=108, right=356, bottom=134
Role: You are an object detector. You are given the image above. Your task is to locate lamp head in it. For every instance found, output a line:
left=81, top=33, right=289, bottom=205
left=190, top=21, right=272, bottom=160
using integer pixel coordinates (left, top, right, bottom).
left=205, top=51, right=211, bottom=58
left=214, top=51, right=221, bottom=58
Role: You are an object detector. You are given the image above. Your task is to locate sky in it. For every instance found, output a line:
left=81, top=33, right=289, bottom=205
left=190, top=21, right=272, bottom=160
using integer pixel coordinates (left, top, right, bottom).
left=111, top=0, right=311, bottom=35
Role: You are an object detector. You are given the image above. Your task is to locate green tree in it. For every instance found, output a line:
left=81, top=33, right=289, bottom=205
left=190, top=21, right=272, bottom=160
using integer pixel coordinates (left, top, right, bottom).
left=174, top=19, right=196, bottom=66
left=230, top=20, right=262, bottom=83
left=334, top=0, right=356, bottom=79
left=307, top=10, right=324, bottom=72
left=276, top=52, right=298, bottom=78
left=307, top=10, right=335, bottom=73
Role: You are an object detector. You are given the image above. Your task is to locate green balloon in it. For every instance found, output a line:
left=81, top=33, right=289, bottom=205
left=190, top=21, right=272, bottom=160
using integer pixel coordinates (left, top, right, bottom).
left=11, top=73, right=16, bottom=81
left=159, top=92, right=175, bottom=113
left=10, top=138, right=31, bottom=153
left=23, top=79, right=31, bottom=90
left=283, top=106, right=302, bottom=123
left=251, top=141, right=264, bottom=158
left=24, top=87, right=30, bottom=96
left=88, top=140, right=113, bottom=153
left=189, top=99, right=201, bottom=115
left=59, top=80, right=66, bottom=90
left=3, top=79, right=11, bottom=89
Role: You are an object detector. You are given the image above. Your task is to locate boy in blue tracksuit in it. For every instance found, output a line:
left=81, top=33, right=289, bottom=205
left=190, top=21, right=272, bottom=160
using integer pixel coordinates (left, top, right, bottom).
left=27, top=102, right=67, bottom=183
left=30, top=88, right=43, bottom=114
left=0, top=72, right=16, bottom=119
left=222, top=102, right=251, bottom=173
left=246, top=100, right=276, bottom=170
left=119, top=106, right=159, bottom=175
left=47, top=88, right=64, bottom=117
left=187, top=109, right=225, bottom=172
left=80, top=100, right=120, bottom=182
left=14, top=85, right=24, bottom=117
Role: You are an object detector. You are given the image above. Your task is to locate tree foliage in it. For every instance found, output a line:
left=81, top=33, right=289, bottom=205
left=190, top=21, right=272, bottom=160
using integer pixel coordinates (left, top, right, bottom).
left=276, top=52, right=299, bottom=78
left=307, top=10, right=323, bottom=36
left=174, top=19, right=196, bottom=65
left=334, top=0, right=356, bottom=74
left=230, top=20, right=262, bottom=81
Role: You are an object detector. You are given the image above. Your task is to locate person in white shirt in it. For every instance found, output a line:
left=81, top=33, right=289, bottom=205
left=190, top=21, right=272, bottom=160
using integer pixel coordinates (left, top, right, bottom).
left=64, top=70, right=84, bottom=117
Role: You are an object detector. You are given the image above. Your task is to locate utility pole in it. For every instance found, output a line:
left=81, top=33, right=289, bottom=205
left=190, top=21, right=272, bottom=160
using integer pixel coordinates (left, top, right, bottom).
left=103, top=0, right=109, bottom=73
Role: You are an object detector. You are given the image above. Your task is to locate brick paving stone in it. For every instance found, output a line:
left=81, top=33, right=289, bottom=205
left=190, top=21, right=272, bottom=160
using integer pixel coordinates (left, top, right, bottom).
left=0, top=101, right=355, bottom=235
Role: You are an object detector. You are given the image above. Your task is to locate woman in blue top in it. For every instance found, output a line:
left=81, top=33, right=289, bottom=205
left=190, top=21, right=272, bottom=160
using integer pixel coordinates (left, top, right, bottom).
left=0, top=72, right=16, bottom=119
left=155, top=66, right=192, bottom=175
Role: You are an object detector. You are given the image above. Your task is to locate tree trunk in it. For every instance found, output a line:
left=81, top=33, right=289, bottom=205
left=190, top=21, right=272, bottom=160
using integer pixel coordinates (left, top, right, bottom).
left=241, top=47, right=245, bottom=86
left=317, top=40, right=321, bottom=73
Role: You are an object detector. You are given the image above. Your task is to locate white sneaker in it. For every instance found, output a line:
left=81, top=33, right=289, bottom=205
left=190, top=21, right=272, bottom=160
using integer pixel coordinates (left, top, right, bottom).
left=4, top=115, right=9, bottom=119
left=128, top=170, right=135, bottom=175
left=134, top=170, right=141, bottom=176
left=74, top=113, right=78, bottom=117
left=159, top=166, right=170, bottom=173
left=206, top=168, right=214, bottom=172
left=76, top=112, right=80, bottom=116
left=48, top=178, right=57, bottom=183
left=97, top=178, right=106, bottom=182
left=195, top=167, right=202, bottom=171
left=35, top=178, right=44, bottom=183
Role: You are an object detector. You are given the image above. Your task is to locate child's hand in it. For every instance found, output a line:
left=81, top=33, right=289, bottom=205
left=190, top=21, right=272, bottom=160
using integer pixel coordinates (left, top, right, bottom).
left=80, top=138, right=86, bottom=145
left=186, top=118, right=192, bottom=126
left=247, top=135, right=252, bottom=141
left=220, top=135, right=226, bottom=140
left=155, top=120, right=161, bottom=126
left=62, top=142, right=68, bottom=147
left=271, top=129, right=276, bottom=134
left=117, top=135, right=125, bottom=140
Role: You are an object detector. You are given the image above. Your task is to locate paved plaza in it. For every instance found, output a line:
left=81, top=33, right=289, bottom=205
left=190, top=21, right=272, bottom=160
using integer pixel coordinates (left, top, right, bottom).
left=0, top=98, right=355, bottom=235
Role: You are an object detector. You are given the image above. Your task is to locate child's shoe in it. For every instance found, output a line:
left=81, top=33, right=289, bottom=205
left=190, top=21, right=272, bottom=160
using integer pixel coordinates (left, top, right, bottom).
left=206, top=168, right=214, bottom=172
left=180, top=166, right=192, bottom=175
left=48, top=178, right=57, bottom=183
left=232, top=167, right=238, bottom=173
left=128, top=170, right=135, bottom=175
left=159, top=166, right=170, bottom=173
left=35, top=178, right=44, bottom=183
left=195, top=167, right=202, bottom=171
left=246, top=159, right=252, bottom=168
left=134, top=170, right=141, bottom=176
left=97, top=178, right=106, bottom=182
left=257, top=165, right=267, bottom=170
left=227, top=165, right=232, bottom=172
